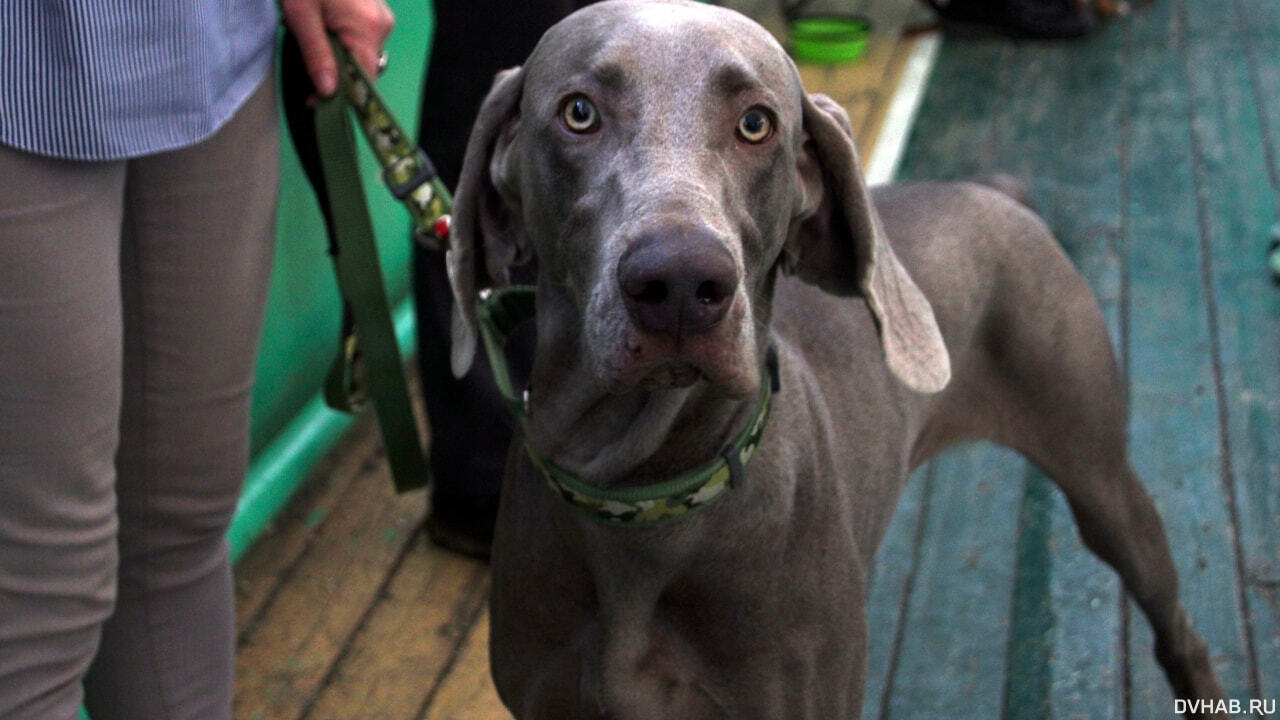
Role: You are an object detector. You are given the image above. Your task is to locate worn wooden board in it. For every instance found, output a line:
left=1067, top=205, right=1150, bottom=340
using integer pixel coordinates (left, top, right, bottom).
left=1003, top=471, right=1056, bottom=720
left=883, top=30, right=1133, bottom=720
left=880, top=445, right=1028, bottom=718
left=235, top=414, right=383, bottom=636
left=303, top=544, right=489, bottom=719
left=865, top=32, right=1034, bottom=720
left=1185, top=15, right=1280, bottom=705
left=881, top=0, right=1280, bottom=713
left=1226, top=0, right=1280, bottom=703
left=1239, top=0, right=1280, bottom=38
left=1004, top=29, right=1129, bottom=720
left=1044, top=475, right=1125, bottom=720
left=962, top=37, right=1126, bottom=717
left=1235, top=27, right=1280, bottom=700
left=234, top=455, right=425, bottom=720
left=421, top=610, right=513, bottom=720
left=1122, top=2, right=1257, bottom=712
left=863, top=30, right=1007, bottom=719
left=898, top=37, right=1012, bottom=180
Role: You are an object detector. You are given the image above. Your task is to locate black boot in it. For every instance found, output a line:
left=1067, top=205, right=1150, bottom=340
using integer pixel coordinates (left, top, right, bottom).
left=924, top=0, right=1097, bottom=38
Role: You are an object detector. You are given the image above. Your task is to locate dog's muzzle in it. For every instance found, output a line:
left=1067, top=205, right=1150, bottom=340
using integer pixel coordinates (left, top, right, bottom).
left=616, top=227, right=739, bottom=336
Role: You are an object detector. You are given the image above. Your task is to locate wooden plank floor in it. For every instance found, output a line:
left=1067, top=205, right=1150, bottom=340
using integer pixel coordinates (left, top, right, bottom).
left=233, top=0, right=1280, bottom=718
left=873, top=1, right=1280, bottom=718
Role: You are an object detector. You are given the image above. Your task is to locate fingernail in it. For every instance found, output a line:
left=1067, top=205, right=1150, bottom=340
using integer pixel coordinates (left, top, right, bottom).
left=318, top=68, right=337, bottom=95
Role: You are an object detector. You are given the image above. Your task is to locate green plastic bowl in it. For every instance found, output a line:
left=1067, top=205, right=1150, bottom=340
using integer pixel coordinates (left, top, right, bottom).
left=788, top=15, right=872, bottom=65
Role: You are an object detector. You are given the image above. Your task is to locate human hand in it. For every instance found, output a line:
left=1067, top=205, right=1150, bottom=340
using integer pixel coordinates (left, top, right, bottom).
left=281, top=0, right=395, bottom=96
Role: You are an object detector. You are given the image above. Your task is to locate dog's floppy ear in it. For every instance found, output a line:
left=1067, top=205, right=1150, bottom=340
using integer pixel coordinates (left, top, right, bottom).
left=787, top=93, right=951, bottom=393
left=447, top=67, right=528, bottom=378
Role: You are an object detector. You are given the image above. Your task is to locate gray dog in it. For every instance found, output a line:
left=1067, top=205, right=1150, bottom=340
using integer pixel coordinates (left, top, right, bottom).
left=443, top=1, right=1225, bottom=717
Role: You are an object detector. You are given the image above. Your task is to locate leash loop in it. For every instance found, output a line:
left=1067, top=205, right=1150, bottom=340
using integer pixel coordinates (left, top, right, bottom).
left=281, top=30, right=442, bottom=493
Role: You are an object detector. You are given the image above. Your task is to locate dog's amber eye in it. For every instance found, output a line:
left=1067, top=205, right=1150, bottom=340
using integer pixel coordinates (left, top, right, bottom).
left=561, top=96, right=600, bottom=133
left=737, top=107, right=773, bottom=143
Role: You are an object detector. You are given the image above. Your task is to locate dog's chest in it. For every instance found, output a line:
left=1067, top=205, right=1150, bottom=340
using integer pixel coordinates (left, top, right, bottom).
left=584, top=526, right=871, bottom=717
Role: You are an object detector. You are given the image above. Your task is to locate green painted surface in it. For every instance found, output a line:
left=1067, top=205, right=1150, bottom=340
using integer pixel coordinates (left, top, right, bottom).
left=881, top=445, right=1026, bottom=719
left=1046, top=474, right=1124, bottom=720
left=1123, top=3, right=1255, bottom=712
left=1183, top=2, right=1280, bottom=701
left=870, top=24, right=1130, bottom=720
left=1002, top=471, right=1055, bottom=720
left=1028, top=30, right=1128, bottom=720
left=1215, top=1, right=1280, bottom=703
left=868, top=0, right=1280, bottom=715
left=998, top=28, right=1129, bottom=720
left=1242, top=34, right=1280, bottom=700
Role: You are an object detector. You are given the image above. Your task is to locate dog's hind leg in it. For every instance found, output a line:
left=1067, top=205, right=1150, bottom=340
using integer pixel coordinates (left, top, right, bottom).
left=1056, top=462, right=1225, bottom=715
left=985, top=262, right=1227, bottom=716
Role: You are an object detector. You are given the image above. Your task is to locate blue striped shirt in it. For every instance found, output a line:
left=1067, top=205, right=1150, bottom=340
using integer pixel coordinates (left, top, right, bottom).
left=0, top=0, right=278, bottom=161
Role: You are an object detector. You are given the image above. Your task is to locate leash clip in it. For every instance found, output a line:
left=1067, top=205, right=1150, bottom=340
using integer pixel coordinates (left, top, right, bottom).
left=382, top=148, right=437, bottom=200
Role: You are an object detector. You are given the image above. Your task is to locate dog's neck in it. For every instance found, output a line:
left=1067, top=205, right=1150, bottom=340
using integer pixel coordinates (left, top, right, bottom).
left=522, top=288, right=762, bottom=488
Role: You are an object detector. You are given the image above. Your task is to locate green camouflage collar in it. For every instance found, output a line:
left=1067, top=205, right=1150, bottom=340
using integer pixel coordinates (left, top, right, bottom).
left=477, top=286, right=778, bottom=526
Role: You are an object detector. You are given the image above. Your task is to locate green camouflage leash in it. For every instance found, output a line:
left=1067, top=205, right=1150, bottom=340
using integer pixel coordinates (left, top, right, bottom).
left=319, top=38, right=455, bottom=425
left=303, top=37, right=454, bottom=493
left=338, top=41, right=454, bottom=250
left=477, top=285, right=779, bottom=526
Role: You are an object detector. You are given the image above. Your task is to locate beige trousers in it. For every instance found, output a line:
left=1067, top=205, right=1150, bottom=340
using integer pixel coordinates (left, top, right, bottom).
left=0, top=78, right=278, bottom=720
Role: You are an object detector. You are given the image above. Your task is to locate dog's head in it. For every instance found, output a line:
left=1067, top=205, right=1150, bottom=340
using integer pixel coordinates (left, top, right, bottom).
left=446, top=0, right=949, bottom=396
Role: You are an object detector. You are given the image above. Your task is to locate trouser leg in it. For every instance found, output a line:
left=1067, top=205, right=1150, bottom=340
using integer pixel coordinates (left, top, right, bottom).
left=81, top=78, right=279, bottom=720
left=0, top=147, right=125, bottom=720
left=416, top=0, right=595, bottom=555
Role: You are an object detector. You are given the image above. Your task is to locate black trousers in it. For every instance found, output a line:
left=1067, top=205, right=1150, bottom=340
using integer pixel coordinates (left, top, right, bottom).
left=414, top=1, right=595, bottom=517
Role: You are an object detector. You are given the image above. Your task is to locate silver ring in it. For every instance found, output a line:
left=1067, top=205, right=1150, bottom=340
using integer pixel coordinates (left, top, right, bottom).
left=376, top=51, right=389, bottom=75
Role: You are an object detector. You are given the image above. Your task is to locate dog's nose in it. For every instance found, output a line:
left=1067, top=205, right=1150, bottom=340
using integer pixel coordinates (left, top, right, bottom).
left=616, top=228, right=738, bottom=334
